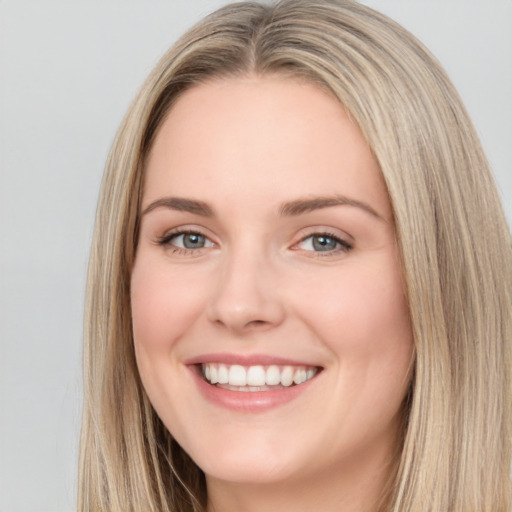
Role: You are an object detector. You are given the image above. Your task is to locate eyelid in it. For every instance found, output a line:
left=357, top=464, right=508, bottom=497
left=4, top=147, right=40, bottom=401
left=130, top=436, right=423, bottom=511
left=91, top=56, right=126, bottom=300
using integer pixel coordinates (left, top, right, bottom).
left=291, top=229, right=354, bottom=256
left=172, top=232, right=214, bottom=247
left=155, top=226, right=217, bottom=251
left=152, top=224, right=353, bottom=257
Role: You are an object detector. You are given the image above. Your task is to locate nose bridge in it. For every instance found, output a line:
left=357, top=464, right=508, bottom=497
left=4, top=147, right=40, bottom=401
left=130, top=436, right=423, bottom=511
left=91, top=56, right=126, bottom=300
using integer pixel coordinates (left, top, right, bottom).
left=207, top=240, right=285, bottom=333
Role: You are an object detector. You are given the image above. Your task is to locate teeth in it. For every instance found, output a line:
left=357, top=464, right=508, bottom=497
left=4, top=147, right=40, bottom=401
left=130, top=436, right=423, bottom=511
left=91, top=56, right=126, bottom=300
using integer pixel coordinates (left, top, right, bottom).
left=280, top=366, right=294, bottom=387
left=217, top=364, right=229, bottom=384
left=229, top=365, right=247, bottom=386
left=266, top=365, right=280, bottom=385
left=201, top=363, right=318, bottom=389
left=247, top=365, right=266, bottom=386
left=294, top=368, right=307, bottom=385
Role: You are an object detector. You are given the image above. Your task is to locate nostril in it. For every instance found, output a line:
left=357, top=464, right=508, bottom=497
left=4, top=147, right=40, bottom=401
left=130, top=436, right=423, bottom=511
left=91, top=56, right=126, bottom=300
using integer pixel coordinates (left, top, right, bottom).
left=246, top=319, right=269, bottom=328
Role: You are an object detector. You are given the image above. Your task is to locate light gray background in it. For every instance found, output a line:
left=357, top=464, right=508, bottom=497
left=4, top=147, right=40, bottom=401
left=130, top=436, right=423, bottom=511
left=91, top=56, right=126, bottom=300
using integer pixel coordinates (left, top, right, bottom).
left=0, top=1, right=510, bottom=511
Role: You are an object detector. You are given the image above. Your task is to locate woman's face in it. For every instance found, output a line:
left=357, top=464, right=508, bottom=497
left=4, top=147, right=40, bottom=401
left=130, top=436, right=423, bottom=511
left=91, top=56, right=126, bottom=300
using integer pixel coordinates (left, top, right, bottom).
left=131, top=76, right=413, bottom=489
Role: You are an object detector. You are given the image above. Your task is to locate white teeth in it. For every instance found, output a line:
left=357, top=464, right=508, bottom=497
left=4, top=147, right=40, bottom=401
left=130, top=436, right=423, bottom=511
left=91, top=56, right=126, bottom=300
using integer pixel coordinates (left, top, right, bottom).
left=228, top=365, right=247, bottom=386
left=218, top=364, right=229, bottom=384
left=202, top=363, right=318, bottom=389
left=280, top=366, right=294, bottom=387
left=294, top=368, right=307, bottom=385
left=247, top=365, right=266, bottom=386
left=266, top=365, right=281, bottom=385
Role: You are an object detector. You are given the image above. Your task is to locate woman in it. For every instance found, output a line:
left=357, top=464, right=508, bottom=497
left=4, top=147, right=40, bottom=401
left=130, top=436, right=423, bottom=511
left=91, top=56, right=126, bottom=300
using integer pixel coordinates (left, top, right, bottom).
left=79, top=1, right=512, bottom=511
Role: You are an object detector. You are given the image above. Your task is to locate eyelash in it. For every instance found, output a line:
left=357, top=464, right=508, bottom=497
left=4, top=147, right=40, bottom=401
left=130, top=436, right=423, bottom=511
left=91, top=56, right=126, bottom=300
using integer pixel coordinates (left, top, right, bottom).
left=156, top=229, right=214, bottom=255
left=295, top=232, right=353, bottom=257
left=155, top=229, right=353, bottom=256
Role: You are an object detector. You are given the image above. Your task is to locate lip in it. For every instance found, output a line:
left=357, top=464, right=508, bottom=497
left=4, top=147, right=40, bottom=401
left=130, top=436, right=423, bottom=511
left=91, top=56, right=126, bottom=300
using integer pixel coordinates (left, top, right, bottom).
left=185, top=353, right=322, bottom=412
left=184, top=352, right=318, bottom=367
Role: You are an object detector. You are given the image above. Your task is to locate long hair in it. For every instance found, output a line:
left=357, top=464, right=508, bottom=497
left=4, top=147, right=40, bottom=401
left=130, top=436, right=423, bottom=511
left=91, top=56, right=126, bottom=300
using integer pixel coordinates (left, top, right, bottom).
left=79, top=1, right=512, bottom=510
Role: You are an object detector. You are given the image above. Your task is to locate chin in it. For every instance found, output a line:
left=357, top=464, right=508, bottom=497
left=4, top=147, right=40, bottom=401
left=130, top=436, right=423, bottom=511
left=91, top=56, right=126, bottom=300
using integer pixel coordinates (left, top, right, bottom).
left=186, top=437, right=305, bottom=485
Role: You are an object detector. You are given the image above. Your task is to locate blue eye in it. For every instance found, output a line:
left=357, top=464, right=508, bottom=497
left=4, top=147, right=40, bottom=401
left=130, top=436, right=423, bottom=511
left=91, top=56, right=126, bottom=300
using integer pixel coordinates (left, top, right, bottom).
left=297, top=233, right=352, bottom=253
left=159, top=231, right=214, bottom=250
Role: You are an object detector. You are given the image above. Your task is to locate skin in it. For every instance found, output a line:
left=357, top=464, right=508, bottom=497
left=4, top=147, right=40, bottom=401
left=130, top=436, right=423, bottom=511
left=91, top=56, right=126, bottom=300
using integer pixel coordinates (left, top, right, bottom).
left=131, top=75, right=414, bottom=512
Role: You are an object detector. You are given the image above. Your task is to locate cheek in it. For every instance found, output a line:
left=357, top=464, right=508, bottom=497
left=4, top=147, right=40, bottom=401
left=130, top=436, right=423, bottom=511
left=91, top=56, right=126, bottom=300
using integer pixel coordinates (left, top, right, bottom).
left=130, top=256, right=211, bottom=422
left=130, top=257, right=209, bottom=351
left=296, top=255, right=413, bottom=385
left=304, top=261, right=410, bottom=340
left=305, top=259, right=413, bottom=440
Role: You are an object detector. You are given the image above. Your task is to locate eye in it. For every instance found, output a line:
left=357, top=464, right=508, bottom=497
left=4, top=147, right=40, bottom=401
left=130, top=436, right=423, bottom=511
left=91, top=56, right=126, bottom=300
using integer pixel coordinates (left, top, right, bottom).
left=296, top=233, right=352, bottom=253
left=158, top=230, right=215, bottom=251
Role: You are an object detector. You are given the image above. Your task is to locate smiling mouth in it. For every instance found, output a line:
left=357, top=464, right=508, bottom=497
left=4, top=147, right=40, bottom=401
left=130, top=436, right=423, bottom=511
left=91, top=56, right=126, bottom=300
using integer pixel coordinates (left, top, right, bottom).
left=201, top=363, right=320, bottom=391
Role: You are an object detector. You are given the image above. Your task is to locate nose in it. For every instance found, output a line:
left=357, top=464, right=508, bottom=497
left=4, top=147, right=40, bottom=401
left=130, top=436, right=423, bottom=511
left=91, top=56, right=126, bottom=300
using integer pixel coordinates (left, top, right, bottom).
left=207, top=248, right=286, bottom=335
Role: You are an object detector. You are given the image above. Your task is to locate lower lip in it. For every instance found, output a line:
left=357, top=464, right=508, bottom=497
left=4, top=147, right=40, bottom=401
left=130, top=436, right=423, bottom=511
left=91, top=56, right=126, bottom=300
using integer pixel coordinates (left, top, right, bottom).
left=189, top=366, right=319, bottom=412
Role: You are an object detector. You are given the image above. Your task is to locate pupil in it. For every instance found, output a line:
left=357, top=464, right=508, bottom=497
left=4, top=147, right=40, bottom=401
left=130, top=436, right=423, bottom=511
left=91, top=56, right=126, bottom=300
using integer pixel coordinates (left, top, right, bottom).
left=183, top=233, right=204, bottom=248
left=313, top=235, right=336, bottom=251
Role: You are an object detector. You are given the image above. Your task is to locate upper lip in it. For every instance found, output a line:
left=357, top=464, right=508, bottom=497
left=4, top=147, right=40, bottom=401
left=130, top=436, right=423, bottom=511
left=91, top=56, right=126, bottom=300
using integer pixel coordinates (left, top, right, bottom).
left=184, top=353, right=322, bottom=368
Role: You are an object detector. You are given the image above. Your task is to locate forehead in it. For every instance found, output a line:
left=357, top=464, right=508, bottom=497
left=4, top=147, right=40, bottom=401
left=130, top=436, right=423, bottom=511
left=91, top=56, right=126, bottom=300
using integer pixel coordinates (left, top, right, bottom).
left=143, top=75, right=390, bottom=219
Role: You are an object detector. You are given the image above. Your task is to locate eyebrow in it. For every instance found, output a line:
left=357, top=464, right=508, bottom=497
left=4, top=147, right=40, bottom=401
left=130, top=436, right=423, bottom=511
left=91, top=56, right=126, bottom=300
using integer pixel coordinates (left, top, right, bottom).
left=142, top=194, right=385, bottom=221
left=279, top=195, right=385, bottom=220
left=142, top=197, right=214, bottom=217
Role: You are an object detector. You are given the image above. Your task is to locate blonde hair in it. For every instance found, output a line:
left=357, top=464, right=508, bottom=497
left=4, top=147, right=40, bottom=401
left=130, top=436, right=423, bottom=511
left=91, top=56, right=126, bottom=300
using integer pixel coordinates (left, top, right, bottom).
left=79, top=1, right=512, bottom=510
